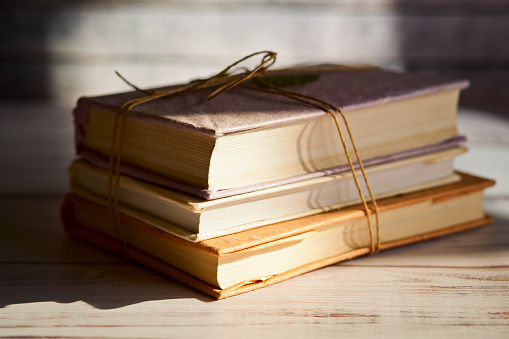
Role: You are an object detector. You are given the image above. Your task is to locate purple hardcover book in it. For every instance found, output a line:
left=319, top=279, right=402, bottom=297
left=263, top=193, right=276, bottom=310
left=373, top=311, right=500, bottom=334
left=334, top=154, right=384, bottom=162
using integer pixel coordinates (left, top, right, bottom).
left=73, top=67, right=469, bottom=199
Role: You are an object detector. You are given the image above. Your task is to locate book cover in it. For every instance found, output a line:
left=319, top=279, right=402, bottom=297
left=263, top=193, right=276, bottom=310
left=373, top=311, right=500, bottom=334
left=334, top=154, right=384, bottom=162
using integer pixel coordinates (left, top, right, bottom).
left=74, top=67, right=468, bottom=136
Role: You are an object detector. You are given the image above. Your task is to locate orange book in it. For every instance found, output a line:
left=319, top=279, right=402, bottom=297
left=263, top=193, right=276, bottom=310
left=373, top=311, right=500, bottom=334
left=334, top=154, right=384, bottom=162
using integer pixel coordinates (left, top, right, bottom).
left=61, top=172, right=494, bottom=299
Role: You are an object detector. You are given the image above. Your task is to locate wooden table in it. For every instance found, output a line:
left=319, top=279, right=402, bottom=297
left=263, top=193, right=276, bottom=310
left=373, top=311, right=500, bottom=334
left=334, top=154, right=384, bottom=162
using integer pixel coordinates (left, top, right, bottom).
left=1, top=103, right=508, bottom=338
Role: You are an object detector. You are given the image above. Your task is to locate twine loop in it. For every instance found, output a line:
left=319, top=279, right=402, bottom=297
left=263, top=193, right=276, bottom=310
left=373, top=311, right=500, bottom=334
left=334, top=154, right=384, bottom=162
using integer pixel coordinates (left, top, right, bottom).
left=107, top=51, right=380, bottom=258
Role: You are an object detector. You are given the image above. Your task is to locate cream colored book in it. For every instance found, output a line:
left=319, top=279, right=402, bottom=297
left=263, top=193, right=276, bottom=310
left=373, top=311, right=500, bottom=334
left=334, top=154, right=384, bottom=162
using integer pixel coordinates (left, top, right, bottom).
left=61, top=172, right=495, bottom=299
left=69, top=147, right=465, bottom=241
left=74, top=67, right=468, bottom=198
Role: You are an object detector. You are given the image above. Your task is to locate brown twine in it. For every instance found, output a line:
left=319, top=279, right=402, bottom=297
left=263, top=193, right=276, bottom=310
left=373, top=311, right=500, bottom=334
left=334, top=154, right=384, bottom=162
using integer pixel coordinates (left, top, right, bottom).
left=107, top=51, right=381, bottom=258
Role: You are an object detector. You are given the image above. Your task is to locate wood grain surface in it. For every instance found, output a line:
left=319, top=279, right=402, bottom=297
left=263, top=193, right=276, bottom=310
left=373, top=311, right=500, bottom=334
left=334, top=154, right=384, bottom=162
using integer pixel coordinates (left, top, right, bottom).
left=0, top=102, right=508, bottom=337
left=1, top=1, right=508, bottom=335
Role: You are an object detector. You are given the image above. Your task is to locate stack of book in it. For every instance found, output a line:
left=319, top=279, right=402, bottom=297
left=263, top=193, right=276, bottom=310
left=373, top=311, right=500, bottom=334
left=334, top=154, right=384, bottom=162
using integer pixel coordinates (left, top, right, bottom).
left=61, top=65, right=495, bottom=299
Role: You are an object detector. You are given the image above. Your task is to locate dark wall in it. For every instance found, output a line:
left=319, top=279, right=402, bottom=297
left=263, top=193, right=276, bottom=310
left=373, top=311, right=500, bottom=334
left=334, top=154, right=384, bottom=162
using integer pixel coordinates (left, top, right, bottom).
left=1, top=0, right=508, bottom=114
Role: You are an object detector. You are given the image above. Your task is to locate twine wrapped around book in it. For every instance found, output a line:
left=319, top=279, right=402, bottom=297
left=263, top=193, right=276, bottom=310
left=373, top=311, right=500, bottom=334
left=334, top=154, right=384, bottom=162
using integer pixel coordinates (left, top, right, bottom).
left=107, top=51, right=381, bottom=258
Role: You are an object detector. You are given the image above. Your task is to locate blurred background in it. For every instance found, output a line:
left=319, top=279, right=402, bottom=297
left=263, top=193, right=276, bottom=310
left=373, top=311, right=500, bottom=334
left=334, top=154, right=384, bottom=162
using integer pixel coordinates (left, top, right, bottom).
left=0, top=0, right=508, bottom=196
left=1, top=0, right=509, bottom=111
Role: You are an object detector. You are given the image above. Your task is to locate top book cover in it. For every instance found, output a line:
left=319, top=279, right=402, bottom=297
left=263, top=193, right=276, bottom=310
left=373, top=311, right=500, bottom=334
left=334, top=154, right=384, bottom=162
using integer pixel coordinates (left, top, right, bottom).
left=75, top=67, right=468, bottom=136
left=74, top=66, right=469, bottom=198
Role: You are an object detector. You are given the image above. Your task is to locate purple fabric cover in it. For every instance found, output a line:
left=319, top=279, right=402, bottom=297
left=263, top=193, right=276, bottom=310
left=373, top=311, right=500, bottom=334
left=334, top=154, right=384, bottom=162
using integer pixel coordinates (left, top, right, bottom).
left=73, top=68, right=469, bottom=139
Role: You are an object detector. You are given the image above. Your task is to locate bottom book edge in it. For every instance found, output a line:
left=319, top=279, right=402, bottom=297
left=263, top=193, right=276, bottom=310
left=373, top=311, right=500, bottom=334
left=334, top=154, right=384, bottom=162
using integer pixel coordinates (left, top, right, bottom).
left=62, top=214, right=493, bottom=300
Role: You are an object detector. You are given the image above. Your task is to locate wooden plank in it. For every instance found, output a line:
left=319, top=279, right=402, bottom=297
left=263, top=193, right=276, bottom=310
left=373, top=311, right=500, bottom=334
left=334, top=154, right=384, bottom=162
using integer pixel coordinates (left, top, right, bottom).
left=2, top=2, right=509, bottom=105
left=3, top=3, right=508, bottom=60
left=0, top=197, right=123, bottom=264
left=0, top=104, right=74, bottom=196
left=456, top=109, right=509, bottom=198
left=0, top=84, right=508, bottom=337
left=0, top=264, right=507, bottom=338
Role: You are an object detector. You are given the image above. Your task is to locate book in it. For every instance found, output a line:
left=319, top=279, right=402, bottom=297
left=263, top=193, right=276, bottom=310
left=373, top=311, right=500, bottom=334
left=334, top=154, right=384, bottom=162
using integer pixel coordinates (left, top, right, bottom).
left=69, top=146, right=465, bottom=241
left=61, top=172, right=495, bottom=299
left=74, top=67, right=469, bottom=199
